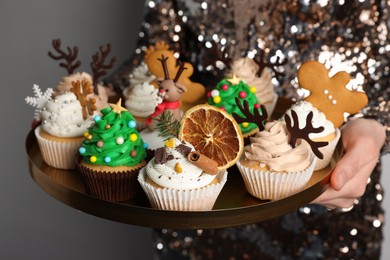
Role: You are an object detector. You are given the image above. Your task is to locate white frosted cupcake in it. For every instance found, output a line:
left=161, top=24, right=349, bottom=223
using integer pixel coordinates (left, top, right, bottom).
left=236, top=120, right=317, bottom=200
left=138, top=138, right=227, bottom=211
left=34, top=91, right=94, bottom=169
left=226, top=57, right=278, bottom=117
left=283, top=101, right=341, bottom=171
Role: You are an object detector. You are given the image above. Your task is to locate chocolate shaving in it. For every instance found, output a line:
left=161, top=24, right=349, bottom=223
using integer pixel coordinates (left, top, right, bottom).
left=175, top=144, right=192, bottom=157
left=155, top=147, right=168, bottom=164
left=284, top=110, right=329, bottom=159
left=232, top=97, right=268, bottom=131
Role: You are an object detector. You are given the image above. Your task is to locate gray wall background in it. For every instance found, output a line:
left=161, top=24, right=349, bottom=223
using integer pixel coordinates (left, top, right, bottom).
left=0, top=1, right=389, bottom=259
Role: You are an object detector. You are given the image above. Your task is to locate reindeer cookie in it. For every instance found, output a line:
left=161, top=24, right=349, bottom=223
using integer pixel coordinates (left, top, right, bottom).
left=144, top=41, right=206, bottom=108
left=298, top=60, right=368, bottom=128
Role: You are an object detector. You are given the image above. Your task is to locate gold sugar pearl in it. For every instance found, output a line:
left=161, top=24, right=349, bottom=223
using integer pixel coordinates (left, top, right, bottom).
left=105, top=124, right=111, bottom=129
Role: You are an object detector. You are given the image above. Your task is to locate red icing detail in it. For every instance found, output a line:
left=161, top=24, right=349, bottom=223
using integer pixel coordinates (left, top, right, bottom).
left=146, top=101, right=181, bottom=126
left=254, top=103, right=261, bottom=109
left=239, top=91, right=247, bottom=98
left=221, top=84, right=229, bottom=90
left=207, top=91, right=211, bottom=98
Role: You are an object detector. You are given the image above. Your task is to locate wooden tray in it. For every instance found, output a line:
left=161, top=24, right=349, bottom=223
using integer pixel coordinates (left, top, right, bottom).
left=25, top=98, right=340, bottom=229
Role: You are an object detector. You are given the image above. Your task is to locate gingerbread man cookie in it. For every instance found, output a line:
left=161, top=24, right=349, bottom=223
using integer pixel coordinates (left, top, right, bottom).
left=298, top=60, right=368, bottom=128
left=144, top=41, right=206, bottom=108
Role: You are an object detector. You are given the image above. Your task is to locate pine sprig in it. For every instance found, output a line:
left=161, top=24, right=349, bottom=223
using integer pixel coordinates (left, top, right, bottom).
left=155, top=111, right=181, bottom=139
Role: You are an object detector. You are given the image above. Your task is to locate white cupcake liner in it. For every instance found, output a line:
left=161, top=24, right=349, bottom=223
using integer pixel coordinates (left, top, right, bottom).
left=314, top=128, right=341, bottom=171
left=138, top=169, right=228, bottom=211
left=236, top=155, right=317, bottom=201
left=34, top=126, right=82, bottom=170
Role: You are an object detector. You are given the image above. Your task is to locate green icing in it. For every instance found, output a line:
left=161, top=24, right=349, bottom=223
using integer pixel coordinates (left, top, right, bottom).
left=207, top=78, right=261, bottom=135
left=79, top=106, right=147, bottom=167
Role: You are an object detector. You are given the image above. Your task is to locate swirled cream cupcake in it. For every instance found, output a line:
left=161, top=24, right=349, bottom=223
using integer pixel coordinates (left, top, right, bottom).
left=54, top=72, right=109, bottom=112
left=34, top=91, right=94, bottom=169
left=283, top=101, right=341, bottom=170
left=236, top=120, right=317, bottom=200
left=123, top=81, right=162, bottom=131
left=138, top=138, right=228, bottom=211
left=226, top=57, right=278, bottom=117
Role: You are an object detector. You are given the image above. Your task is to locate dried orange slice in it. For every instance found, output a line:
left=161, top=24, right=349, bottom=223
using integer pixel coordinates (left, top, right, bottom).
left=178, top=104, right=244, bottom=171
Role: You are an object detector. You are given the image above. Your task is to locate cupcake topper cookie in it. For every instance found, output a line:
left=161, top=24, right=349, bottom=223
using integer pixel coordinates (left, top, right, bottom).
left=284, top=110, right=328, bottom=159
left=298, top=60, right=368, bottom=128
left=70, top=80, right=97, bottom=119
left=144, top=41, right=205, bottom=104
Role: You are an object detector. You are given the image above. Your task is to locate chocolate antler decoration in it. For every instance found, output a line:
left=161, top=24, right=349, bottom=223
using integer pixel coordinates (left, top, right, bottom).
left=90, top=44, right=116, bottom=94
left=48, top=38, right=81, bottom=75
left=173, top=61, right=187, bottom=82
left=254, top=49, right=287, bottom=81
left=158, top=55, right=170, bottom=80
left=232, top=97, right=268, bottom=131
left=284, top=110, right=328, bottom=159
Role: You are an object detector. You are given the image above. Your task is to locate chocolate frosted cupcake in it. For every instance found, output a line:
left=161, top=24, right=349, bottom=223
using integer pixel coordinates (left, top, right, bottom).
left=77, top=99, right=148, bottom=202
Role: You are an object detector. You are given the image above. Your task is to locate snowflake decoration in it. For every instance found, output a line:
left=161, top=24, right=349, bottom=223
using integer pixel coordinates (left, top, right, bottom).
left=25, top=84, right=53, bottom=120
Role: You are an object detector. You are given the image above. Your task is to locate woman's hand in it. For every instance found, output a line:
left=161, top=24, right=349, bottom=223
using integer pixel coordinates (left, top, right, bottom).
left=311, top=118, right=386, bottom=210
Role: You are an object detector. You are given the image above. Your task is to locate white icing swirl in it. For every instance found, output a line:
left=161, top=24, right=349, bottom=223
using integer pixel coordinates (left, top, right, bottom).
left=124, top=82, right=162, bottom=117
left=146, top=138, right=217, bottom=190
left=129, top=62, right=156, bottom=87
left=245, top=121, right=312, bottom=172
left=227, top=57, right=275, bottom=103
left=283, top=101, right=336, bottom=139
left=41, top=92, right=93, bottom=137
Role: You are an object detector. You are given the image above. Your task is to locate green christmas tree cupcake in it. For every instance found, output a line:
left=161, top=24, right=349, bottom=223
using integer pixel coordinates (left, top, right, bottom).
left=77, top=99, right=148, bottom=202
left=207, top=75, right=263, bottom=138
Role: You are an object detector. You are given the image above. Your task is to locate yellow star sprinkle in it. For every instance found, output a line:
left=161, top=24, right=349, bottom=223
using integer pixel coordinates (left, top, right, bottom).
left=109, top=98, right=127, bottom=115
left=227, top=74, right=241, bottom=85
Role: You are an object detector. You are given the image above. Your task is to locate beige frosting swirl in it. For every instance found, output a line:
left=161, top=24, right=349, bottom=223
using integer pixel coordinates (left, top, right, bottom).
left=227, top=57, right=275, bottom=103
left=129, top=62, right=156, bottom=87
left=41, top=92, right=93, bottom=137
left=54, top=72, right=108, bottom=111
left=146, top=138, right=217, bottom=190
left=244, top=121, right=312, bottom=172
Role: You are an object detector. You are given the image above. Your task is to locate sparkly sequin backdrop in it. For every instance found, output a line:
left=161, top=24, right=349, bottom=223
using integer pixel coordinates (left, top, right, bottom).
left=106, top=0, right=389, bottom=258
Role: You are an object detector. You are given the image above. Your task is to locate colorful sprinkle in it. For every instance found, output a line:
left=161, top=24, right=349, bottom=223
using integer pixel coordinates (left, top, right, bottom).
left=220, top=106, right=226, bottom=111
left=250, top=86, right=257, bottom=93
left=207, top=91, right=211, bottom=98
left=130, top=150, right=137, bottom=157
left=175, top=162, right=183, bottom=173
left=143, top=143, right=149, bottom=149
left=221, top=84, right=229, bottom=90
left=104, top=156, right=111, bottom=163
left=86, top=134, right=93, bottom=140
left=239, top=91, right=247, bottom=98
left=96, top=140, right=104, bottom=148
left=211, top=89, right=220, bottom=97
left=130, top=134, right=138, bottom=142
left=164, top=138, right=175, bottom=148
left=116, top=136, right=124, bottom=144
left=79, top=147, right=86, bottom=154
left=242, top=122, right=249, bottom=128
left=93, top=115, right=101, bottom=122
left=83, top=132, right=89, bottom=138
left=90, top=156, right=97, bottom=163
left=128, top=120, right=136, bottom=128
left=105, top=124, right=111, bottom=129
left=213, top=96, right=221, bottom=104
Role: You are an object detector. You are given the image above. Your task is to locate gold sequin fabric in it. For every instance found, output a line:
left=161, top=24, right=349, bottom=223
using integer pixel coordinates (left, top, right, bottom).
left=106, top=0, right=389, bottom=258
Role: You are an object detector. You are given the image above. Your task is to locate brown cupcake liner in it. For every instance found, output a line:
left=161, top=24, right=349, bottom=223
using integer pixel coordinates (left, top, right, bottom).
left=76, top=158, right=144, bottom=202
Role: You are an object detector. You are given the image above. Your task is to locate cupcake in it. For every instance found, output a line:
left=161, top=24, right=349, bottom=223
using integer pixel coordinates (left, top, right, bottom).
left=123, top=78, right=162, bottom=131
left=48, top=38, right=116, bottom=111
left=207, top=75, right=262, bottom=138
left=25, top=82, right=95, bottom=169
left=236, top=119, right=319, bottom=200
left=295, top=60, right=369, bottom=170
left=226, top=57, right=278, bottom=117
left=76, top=99, right=148, bottom=202
left=283, top=101, right=340, bottom=170
left=138, top=137, right=228, bottom=211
